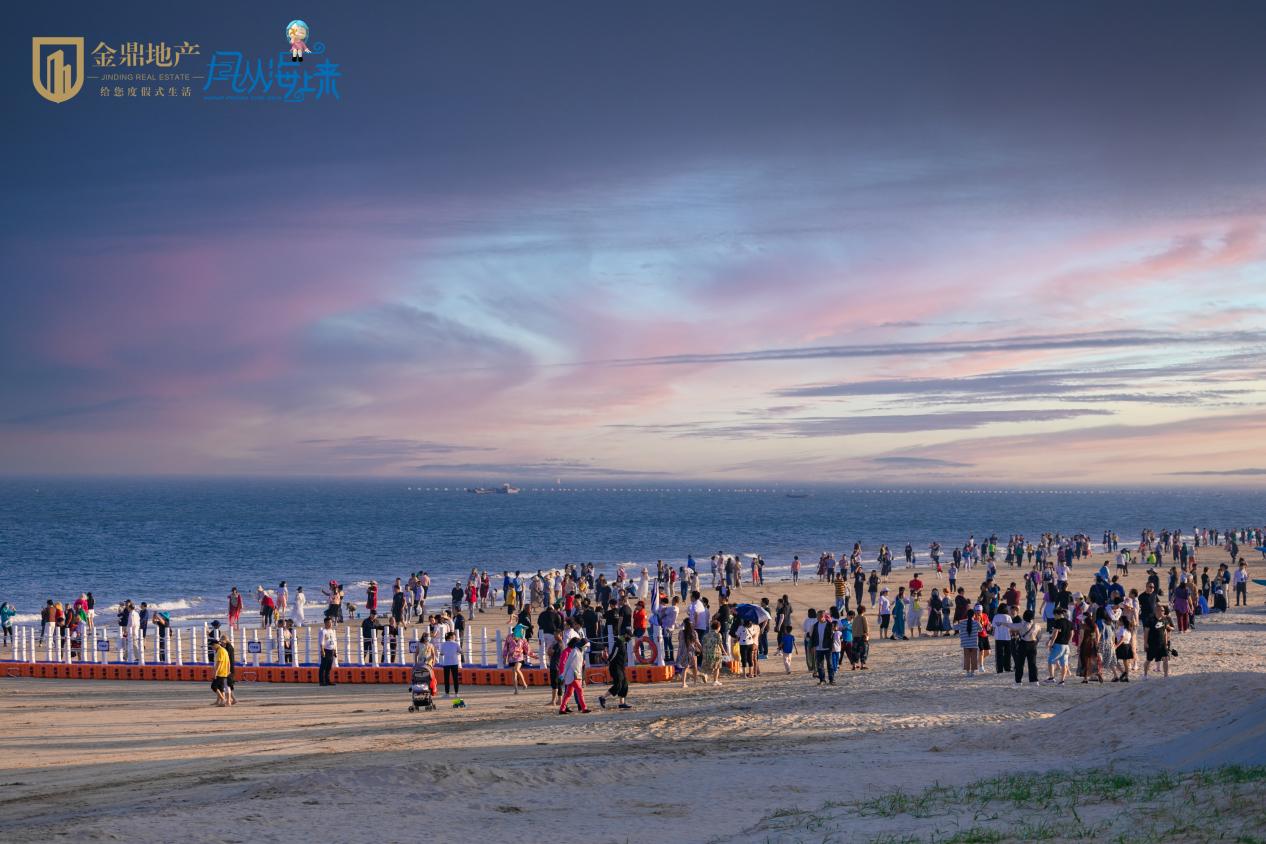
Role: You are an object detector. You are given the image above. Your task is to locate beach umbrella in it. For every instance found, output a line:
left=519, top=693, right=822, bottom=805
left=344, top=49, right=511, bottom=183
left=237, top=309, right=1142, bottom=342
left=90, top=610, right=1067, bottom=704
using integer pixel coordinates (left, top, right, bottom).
left=733, top=603, right=772, bottom=623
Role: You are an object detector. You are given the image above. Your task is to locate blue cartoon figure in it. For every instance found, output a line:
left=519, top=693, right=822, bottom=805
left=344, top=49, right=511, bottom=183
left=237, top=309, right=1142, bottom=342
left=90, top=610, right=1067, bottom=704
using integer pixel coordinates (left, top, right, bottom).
left=286, top=19, right=311, bottom=62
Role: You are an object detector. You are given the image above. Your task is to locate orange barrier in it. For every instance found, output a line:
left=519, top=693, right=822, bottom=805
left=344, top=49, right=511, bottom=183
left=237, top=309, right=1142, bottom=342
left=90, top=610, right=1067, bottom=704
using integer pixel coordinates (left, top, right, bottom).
left=1, top=661, right=677, bottom=684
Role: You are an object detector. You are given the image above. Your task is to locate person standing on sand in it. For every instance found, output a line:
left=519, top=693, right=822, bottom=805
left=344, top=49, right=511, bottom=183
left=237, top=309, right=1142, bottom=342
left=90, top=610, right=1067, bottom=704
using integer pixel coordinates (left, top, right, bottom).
left=1079, top=615, right=1103, bottom=683
left=227, top=587, right=242, bottom=628
left=1112, top=618, right=1134, bottom=681
left=546, top=631, right=565, bottom=706
left=0, top=601, right=15, bottom=647
left=891, top=587, right=908, bottom=641
left=811, top=611, right=836, bottom=685
left=1011, top=610, right=1039, bottom=684
left=318, top=617, right=337, bottom=686
left=1234, top=561, right=1249, bottom=606
left=1043, top=608, right=1073, bottom=685
left=852, top=605, right=870, bottom=669
left=294, top=586, right=306, bottom=625
left=700, top=620, right=725, bottom=687
left=791, top=556, right=800, bottom=584
left=868, top=571, right=880, bottom=607
left=1143, top=609, right=1172, bottom=679
left=438, top=631, right=463, bottom=697
left=877, top=589, right=892, bottom=639
left=992, top=604, right=1012, bottom=673
left=277, top=581, right=288, bottom=621
left=678, top=622, right=702, bottom=688
left=955, top=609, right=980, bottom=676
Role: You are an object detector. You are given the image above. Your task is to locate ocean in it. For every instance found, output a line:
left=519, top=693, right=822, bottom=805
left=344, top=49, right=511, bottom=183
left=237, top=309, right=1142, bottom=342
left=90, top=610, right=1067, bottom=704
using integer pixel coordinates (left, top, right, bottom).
left=1, top=477, right=1261, bottom=625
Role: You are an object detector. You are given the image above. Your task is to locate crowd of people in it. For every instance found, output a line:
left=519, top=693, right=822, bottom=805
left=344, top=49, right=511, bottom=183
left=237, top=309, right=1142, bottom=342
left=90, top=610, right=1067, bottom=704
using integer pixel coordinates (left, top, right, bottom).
left=5, top=527, right=1262, bottom=713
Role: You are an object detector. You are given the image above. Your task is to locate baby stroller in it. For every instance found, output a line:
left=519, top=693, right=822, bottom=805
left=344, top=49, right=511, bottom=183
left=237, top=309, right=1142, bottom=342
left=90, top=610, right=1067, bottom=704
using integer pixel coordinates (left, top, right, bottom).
left=408, top=663, right=437, bottom=712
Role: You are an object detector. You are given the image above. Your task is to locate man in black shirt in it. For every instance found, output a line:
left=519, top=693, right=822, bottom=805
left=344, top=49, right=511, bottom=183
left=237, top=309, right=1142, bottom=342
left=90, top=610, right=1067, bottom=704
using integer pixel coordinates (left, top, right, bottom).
left=616, top=598, right=633, bottom=636
left=361, top=611, right=379, bottom=662
left=1138, top=583, right=1159, bottom=628
left=1043, top=608, right=1073, bottom=685
left=581, top=601, right=601, bottom=641
left=538, top=605, right=561, bottom=639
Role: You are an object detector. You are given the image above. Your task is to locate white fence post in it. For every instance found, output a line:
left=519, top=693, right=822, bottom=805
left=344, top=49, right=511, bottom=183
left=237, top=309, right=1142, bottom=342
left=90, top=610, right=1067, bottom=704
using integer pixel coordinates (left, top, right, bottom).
left=495, top=629, right=504, bottom=668
left=481, top=627, right=488, bottom=667
left=252, top=629, right=260, bottom=667
left=176, top=628, right=184, bottom=665
left=304, top=627, right=311, bottom=666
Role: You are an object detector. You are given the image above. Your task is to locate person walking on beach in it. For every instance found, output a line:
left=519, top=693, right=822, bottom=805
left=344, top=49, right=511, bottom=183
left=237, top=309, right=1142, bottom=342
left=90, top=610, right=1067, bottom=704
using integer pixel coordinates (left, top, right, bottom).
left=294, top=586, right=307, bottom=625
left=558, top=636, right=591, bottom=713
left=700, top=620, right=726, bottom=687
left=678, top=622, right=702, bottom=688
left=227, top=587, right=243, bottom=628
left=502, top=626, right=532, bottom=694
left=211, top=637, right=231, bottom=707
left=778, top=624, right=797, bottom=673
left=318, top=617, right=338, bottom=686
left=599, top=631, right=632, bottom=709
left=276, top=581, right=288, bottom=621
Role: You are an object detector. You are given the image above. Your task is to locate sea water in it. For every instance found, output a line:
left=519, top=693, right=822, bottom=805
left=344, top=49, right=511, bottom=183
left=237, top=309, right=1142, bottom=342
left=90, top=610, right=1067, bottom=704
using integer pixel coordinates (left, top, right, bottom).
left=0, top=477, right=1260, bottom=625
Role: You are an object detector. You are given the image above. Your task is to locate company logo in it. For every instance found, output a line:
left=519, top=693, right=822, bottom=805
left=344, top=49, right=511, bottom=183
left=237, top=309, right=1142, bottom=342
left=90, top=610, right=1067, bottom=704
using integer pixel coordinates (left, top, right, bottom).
left=33, top=36, right=85, bottom=103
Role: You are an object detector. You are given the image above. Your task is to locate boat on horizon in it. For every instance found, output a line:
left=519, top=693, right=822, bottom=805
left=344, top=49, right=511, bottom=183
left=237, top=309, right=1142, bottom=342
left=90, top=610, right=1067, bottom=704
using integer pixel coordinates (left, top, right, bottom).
left=785, top=492, right=812, bottom=498
left=467, top=483, right=520, bottom=495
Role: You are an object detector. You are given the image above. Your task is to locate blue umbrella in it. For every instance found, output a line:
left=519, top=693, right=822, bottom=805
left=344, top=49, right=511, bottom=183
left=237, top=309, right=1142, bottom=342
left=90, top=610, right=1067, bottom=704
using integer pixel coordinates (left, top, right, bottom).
left=734, top=603, right=771, bottom=623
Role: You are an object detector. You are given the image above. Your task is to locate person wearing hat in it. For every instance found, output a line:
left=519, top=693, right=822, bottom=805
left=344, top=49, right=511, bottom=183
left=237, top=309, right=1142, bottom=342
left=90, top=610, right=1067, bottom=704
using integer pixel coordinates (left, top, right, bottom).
left=877, top=588, right=892, bottom=639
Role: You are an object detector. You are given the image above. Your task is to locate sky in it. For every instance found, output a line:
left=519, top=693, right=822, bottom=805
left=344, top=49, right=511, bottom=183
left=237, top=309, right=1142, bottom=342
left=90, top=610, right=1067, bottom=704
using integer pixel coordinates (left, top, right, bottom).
left=4, top=2, right=1266, bottom=484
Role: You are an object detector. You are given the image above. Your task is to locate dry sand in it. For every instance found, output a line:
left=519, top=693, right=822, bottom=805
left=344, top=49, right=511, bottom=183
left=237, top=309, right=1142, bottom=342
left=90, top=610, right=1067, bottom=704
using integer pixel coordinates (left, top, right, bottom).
left=2, top=547, right=1264, bottom=843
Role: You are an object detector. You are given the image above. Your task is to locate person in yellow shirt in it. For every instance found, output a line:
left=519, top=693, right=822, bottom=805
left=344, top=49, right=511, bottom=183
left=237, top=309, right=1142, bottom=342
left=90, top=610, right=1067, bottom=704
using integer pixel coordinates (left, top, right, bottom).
left=211, top=638, right=231, bottom=707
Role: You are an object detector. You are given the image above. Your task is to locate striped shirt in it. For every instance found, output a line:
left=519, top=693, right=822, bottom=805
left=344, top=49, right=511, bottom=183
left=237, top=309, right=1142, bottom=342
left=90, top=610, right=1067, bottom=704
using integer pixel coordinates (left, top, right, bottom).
left=956, top=617, right=980, bottom=649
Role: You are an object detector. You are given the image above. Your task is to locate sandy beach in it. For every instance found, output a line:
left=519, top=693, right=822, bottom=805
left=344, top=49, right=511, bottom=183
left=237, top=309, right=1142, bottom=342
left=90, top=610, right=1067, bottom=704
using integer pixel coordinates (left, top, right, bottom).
left=3, top=546, right=1265, bottom=843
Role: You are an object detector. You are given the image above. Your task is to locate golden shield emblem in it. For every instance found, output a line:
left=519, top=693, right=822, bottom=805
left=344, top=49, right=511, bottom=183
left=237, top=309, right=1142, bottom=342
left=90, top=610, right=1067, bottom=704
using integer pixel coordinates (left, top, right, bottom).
left=33, top=37, right=85, bottom=103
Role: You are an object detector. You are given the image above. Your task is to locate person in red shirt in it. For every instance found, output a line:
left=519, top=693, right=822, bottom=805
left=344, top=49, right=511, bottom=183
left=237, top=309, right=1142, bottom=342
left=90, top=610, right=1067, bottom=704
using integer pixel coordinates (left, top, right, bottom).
left=909, top=575, right=924, bottom=597
left=633, top=601, right=649, bottom=636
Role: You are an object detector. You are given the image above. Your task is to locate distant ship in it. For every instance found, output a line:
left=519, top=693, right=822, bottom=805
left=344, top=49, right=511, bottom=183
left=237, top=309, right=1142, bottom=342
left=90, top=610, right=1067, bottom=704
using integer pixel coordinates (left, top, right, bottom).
left=467, top=483, right=520, bottom=495
left=785, top=492, right=812, bottom=499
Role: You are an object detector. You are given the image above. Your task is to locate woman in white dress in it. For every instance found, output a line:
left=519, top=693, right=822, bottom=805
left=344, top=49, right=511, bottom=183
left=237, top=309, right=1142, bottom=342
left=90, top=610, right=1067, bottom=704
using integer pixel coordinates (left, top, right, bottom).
left=908, top=594, right=923, bottom=637
left=294, top=587, right=307, bottom=625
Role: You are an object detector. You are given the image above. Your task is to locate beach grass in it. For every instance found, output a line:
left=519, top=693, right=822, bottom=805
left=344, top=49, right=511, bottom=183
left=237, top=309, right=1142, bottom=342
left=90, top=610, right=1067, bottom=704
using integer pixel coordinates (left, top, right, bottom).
left=755, top=765, right=1266, bottom=843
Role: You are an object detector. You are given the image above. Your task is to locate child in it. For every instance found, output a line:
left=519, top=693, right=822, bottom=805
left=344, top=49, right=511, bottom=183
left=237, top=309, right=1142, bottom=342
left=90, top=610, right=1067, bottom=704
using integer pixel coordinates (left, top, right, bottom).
left=779, top=624, right=796, bottom=673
